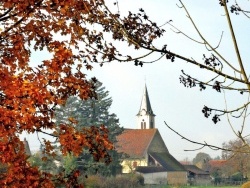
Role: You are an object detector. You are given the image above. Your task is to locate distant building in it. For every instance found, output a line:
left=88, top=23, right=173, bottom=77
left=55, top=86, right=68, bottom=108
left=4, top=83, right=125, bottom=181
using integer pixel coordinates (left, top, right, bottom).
left=184, top=165, right=210, bottom=185
left=116, top=85, right=187, bottom=185
left=23, top=137, right=31, bottom=156
left=208, top=160, right=227, bottom=171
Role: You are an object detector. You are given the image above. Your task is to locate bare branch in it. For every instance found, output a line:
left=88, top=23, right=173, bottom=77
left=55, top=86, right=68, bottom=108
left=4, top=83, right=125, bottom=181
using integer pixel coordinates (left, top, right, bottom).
left=168, top=22, right=204, bottom=44
left=179, top=0, right=240, bottom=73
left=164, top=121, right=250, bottom=153
left=223, top=0, right=250, bottom=89
left=205, top=31, right=224, bottom=52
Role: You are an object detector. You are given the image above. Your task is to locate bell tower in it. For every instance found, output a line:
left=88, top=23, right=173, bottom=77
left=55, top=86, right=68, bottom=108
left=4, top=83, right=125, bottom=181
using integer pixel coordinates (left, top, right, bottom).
left=136, top=85, right=155, bottom=129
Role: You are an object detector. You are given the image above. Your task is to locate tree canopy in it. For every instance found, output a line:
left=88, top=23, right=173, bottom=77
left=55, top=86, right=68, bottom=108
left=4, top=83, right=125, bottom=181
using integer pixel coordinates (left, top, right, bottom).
left=55, top=81, right=123, bottom=176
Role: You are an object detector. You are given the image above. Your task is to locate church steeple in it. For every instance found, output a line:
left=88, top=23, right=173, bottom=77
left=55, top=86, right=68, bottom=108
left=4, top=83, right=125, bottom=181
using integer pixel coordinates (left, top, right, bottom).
left=137, top=85, right=155, bottom=129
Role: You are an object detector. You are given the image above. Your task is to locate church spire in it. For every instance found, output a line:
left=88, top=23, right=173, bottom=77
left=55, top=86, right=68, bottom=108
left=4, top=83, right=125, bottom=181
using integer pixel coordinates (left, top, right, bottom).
left=137, top=85, right=155, bottom=129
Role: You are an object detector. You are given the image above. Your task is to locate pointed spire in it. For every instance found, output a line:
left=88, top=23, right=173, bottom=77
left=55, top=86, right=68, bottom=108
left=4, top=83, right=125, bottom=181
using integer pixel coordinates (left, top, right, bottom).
left=137, top=84, right=155, bottom=116
left=23, top=137, right=31, bottom=156
left=137, top=84, right=156, bottom=129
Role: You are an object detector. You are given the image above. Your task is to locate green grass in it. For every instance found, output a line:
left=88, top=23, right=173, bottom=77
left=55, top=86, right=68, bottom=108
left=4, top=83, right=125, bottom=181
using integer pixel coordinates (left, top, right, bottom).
left=189, top=186, right=240, bottom=188
left=144, top=186, right=241, bottom=188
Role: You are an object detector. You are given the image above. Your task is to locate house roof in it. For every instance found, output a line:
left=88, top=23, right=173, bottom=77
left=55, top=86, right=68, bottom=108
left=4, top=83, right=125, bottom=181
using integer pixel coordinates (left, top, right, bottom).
left=136, top=166, right=167, bottom=173
left=116, top=129, right=157, bottom=158
left=137, top=85, right=155, bottom=116
left=184, top=165, right=209, bottom=175
left=149, top=152, right=186, bottom=171
left=208, top=160, right=227, bottom=168
left=179, top=161, right=192, bottom=165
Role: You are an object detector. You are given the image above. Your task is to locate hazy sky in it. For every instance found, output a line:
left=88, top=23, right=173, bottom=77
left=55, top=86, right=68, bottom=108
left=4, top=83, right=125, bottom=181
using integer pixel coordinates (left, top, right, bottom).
left=22, top=0, right=250, bottom=161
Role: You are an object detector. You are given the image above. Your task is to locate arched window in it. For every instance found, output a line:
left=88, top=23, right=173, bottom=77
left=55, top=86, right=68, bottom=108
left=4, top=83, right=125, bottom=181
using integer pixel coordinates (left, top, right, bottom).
left=141, top=122, right=143, bottom=129
left=144, top=122, right=146, bottom=129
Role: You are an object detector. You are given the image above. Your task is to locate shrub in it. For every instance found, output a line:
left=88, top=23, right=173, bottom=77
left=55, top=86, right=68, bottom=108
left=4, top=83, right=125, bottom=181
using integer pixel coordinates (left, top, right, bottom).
left=231, top=172, right=243, bottom=181
left=79, top=173, right=144, bottom=188
left=80, top=175, right=104, bottom=188
left=104, top=174, right=144, bottom=188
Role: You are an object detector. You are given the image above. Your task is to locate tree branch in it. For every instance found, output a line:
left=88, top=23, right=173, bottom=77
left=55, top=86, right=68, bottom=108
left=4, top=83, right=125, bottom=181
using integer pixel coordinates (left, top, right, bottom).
left=223, top=0, right=250, bottom=89
left=179, top=0, right=240, bottom=73
left=164, top=121, right=250, bottom=153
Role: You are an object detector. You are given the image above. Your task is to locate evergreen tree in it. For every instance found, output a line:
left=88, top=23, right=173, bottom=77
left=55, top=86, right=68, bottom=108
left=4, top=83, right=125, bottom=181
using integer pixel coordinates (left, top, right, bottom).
left=29, top=144, right=62, bottom=175
left=55, top=81, right=123, bottom=176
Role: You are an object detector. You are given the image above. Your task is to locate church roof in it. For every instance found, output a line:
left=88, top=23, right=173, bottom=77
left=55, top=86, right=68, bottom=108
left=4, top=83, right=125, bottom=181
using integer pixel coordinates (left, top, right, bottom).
left=116, top=129, right=157, bottom=158
left=137, top=85, right=155, bottom=116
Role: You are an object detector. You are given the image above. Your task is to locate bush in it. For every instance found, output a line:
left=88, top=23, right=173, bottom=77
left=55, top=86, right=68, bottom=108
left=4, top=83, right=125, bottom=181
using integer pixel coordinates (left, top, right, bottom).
left=103, top=174, right=144, bottom=188
left=80, top=175, right=104, bottom=188
left=79, top=173, right=144, bottom=188
left=231, top=172, right=243, bottom=181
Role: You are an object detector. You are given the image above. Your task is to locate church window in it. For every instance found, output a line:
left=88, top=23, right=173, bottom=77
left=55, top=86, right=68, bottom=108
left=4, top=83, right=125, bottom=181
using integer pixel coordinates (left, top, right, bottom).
left=141, top=122, right=143, bottom=129
left=144, top=122, right=146, bottom=129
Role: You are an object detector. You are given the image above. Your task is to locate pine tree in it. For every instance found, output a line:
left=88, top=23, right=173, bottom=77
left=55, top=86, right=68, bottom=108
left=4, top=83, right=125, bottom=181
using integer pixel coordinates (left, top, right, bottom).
left=55, top=81, right=123, bottom=176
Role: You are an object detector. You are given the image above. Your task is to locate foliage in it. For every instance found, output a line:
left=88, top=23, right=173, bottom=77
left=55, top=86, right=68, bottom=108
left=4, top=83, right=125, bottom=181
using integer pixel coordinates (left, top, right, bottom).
left=55, top=81, right=123, bottom=176
left=242, top=181, right=250, bottom=188
left=211, top=170, right=222, bottom=185
left=29, top=151, right=61, bottom=174
left=63, top=153, right=77, bottom=176
left=193, top=152, right=212, bottom=166
left=222, top=139, right=250, bottom=177
left=0, top=0, right=131, bottom=186
left=231, top=172, right=244, bottom=182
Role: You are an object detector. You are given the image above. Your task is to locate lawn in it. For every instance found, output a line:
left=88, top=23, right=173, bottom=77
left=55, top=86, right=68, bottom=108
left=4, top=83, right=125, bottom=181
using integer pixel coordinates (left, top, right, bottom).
left=144, top=186, right=241, bottom=188
left=189, top=186, right=240, bottom=188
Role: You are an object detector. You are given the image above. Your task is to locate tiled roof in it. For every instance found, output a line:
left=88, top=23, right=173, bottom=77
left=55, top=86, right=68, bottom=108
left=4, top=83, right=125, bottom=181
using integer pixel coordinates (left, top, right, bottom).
left=116, top=129, right=157, bottom=158
left=184, top=165, right=209, bottom=175
left=209, top=160, right=227, bottom=168
left=149, top=152, right=186, bottom=171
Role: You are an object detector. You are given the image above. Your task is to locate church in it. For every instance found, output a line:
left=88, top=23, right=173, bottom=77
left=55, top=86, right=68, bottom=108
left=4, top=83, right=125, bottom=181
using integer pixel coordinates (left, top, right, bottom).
left=116, top=85, right=187, bottom=185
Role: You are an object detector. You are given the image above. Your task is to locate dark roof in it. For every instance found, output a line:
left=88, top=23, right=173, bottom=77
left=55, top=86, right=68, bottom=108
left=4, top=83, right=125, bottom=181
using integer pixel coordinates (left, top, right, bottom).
left=184, top=165, right=209, bottom=175
left=149, top=152, right=186, bottom=171
left=137, top=85, right=155, bottom=116
left=116, top=129, right=157, bottom=158
left=136, top=166, right=167, bottom=173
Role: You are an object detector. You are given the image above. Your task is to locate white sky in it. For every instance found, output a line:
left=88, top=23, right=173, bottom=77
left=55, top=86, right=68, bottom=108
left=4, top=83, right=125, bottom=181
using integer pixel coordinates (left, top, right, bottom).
left=22, top=0, right=250, bottom=161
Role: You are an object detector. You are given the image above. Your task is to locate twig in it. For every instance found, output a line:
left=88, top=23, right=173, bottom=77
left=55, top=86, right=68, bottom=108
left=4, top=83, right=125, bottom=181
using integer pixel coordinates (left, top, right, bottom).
left=179, top=0, right=240, bottom=73
left=164, top=121, right=250, bottom=153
